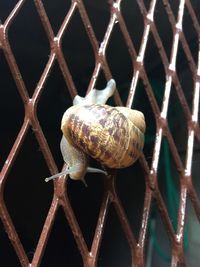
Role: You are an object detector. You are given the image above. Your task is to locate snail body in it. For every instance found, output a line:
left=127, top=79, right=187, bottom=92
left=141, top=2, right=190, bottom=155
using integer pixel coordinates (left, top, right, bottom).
left=45, top=80, right=145, bottom=184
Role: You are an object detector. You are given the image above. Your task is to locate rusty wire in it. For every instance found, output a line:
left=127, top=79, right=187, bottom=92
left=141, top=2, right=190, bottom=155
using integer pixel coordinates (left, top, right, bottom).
left=0, top=0, right=200, bottom=266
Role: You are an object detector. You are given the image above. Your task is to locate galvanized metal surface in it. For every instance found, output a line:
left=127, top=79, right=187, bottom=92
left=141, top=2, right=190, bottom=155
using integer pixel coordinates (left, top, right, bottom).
left=0, top=0, right=199, bottom=266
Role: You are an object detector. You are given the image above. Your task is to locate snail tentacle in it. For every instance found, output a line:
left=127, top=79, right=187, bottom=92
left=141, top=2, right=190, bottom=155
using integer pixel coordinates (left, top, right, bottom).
left=44, top=165, right=87, bottom=183
left=45, top=166, right=107, bottom=183
left=86, top=167, right=107, bottom=175
left=45, top=168, right=73, bottom=182
left=73, top=79, right=116, bottom=105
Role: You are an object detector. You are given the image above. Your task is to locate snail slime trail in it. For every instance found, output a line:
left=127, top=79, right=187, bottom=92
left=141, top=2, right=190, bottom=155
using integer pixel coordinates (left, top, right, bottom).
left=45, top=79, right=146, bottom=185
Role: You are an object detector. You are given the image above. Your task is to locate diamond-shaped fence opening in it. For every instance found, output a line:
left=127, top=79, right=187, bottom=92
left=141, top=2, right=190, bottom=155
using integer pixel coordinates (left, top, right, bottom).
left=3, top=128, right=53, bottom=262
left=121, top=1, right=144, bottom=54
left=41, top=207, right=84, bottom=267
left=0, top=50, right=24, bottom=170
left=37, top=61, right=72, bottom=169
left=0, top=1, right=200, bottom=267
left=61, top=9, right=96, bottom=93
left=8, top=0, right=50, bottom=96
left=42, top=0, right=72, bottom=35
left=106, top=24, right=133, bottom=90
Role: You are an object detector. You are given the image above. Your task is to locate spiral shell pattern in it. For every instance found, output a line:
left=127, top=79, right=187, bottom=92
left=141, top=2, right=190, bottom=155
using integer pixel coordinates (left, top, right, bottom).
left=61, top=104, right=145, bottom=169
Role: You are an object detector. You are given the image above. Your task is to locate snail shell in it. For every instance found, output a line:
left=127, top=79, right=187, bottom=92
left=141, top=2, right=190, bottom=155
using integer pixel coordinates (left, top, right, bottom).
left=61, top=104, right=145, bottom=169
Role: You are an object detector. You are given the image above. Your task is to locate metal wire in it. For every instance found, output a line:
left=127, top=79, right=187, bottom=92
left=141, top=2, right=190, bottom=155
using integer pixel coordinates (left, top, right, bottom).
left=0, top=0, right=199, bottom=266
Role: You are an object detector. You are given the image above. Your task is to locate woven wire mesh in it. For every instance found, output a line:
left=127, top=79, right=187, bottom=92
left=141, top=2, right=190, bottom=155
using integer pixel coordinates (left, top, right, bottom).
left=0, top=0, right=200, bottom=266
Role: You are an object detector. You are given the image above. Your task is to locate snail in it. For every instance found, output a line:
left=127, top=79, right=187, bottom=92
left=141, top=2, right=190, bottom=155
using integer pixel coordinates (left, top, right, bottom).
left=45, top=79, right=145, bottom=185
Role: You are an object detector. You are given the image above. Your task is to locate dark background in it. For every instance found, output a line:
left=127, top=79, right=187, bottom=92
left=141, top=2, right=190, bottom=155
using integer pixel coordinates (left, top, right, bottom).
left=0, top=1, right=200, bottom=266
